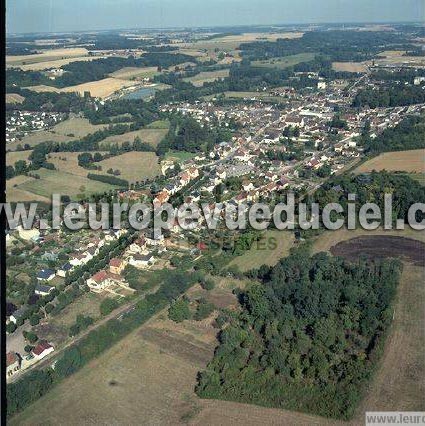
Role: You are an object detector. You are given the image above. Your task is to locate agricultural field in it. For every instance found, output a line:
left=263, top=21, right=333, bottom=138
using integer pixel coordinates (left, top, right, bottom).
left=61, top=77, right=139, bottom=99
left=183, top=69, right=230, bottom=87
left=252, top=52, right=315, bottom=69
left=46, top=152, right=103, bottom=177
left=99, top=127, right=169, bottom=148
left=5, top=93, right=25, bottom=104
left=230, top=229, right=295, bottom=272
left=108, top=66, right=160, bottom=80
left=16, top=168, right=119, bottom=200
left=6, top=150, right=32, bottom=166
left=50, top=116, right=109, bottom=138
left=6, top=48, right=91, bottom=68
left=332, top=62, right=369, bottom=73
left=18, top=56, right=107, bottom=72
left=6, top=175, right=50, bottom=203
left=355, top=149, right=425, bottom=173
left=7, top=129, right=77, bottom=151
left=97, top=152, right=161, bottom=182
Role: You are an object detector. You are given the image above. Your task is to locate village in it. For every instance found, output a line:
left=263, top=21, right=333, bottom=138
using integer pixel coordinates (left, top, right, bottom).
left=6, top=59, right=425, bottom=383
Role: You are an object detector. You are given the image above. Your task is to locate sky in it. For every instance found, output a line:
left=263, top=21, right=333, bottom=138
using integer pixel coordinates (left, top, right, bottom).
left=6, top=0, right=425, bottom=34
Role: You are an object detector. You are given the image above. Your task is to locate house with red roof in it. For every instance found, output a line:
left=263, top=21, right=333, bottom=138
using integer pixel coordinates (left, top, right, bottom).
left=6, top=352, right=21, bottom=379
left=31, top=341, right=54, bottom=360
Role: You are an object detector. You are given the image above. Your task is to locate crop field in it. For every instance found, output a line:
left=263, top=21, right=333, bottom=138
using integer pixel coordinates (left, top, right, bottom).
left=97, top=152, right=161, bottom=182
left=6, top=48, right=90, bottom=67
left=17, top=168, right=118, bottom=200
left=6, top=175, right=51, bottom=203
left=331, top=62, right=369, bottom=73
left=46, top=152, right=103, bottom=177
left=5, top=93, right=25, bottom=104
left=23, top=85, right=62, bottom=93
left=18, top=56, right=107, bottom=71
left=108, top=66, right=160, bottom=80
left=100, top=127, right=169, bottom=148
left=6, top=150, right=32, bottom=166
left=230, top=229, right=295, bottom=272
left=62, top=77, right=139, bottom=99
left=183, top=69, right=230, bottom=86
left=355, top=149, right=425, bottom=174
left=50, top=116, right=109, bottom=138
left=252, top=52, right=315, bottom=69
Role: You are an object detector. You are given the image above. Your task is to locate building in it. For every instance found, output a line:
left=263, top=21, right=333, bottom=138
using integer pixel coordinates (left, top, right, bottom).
left=35, top=284, right=55, bottom=297
left=31, top=341, right=54, bottom=360
left=37, top=269, right=55, bottom=281
left=9, top=307, right=27, bottom=324
left=128, top=253, right=155, bottom=269
left=6, top=352, right=21, bottom=379
left=109, top=258, right=127, bottom=275
left=57, top=262, right=73, bottom=277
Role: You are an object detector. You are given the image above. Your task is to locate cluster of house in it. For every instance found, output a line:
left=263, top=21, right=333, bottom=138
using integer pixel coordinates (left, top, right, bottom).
left=6, top=341, right=54, bottom=381
left=86, top=234, right=158, bottom=293
left=6, top=110, right=65, bottom=144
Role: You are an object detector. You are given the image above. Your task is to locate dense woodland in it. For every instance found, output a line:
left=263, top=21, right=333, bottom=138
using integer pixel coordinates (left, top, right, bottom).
left=362, top=115, right=425, bottom=152
left=352, top=85, right=425, bottom=108
left=196, top=249, right=402, bottom=419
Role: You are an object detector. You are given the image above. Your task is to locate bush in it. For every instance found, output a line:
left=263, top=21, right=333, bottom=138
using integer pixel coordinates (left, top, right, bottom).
left=99, top=298, right=119, bottom=316
left=194, top=299, right=215, bottom=321
left=168, top=298, right=191, bottom=322
left=200, top=279, right=215, bottom=291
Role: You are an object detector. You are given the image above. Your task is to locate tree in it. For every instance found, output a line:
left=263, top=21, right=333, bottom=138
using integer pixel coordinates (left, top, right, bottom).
left=6, top=322, right=16, bottom=334
left=194, top=298, right=215, bottom=321
left=100, top=298, right=119, bottom=316
left=168, top=298, right=191, bottom=322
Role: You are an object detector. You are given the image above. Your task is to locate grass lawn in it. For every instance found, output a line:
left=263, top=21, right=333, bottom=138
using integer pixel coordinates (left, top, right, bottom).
left=51, top=117, right=108, bottom=138
left=6, top=150, right=32, bottom=166
left=165, top=150, right=196, bottom=162
left=99, top=127, right=169, bottom=148
left=183, top=69, right=230, bottom=87
left=230, top=229, right=295, bottom=272
left=17, top=169, right=118, bottom=200
left=97, top=152, right=161, bottom=182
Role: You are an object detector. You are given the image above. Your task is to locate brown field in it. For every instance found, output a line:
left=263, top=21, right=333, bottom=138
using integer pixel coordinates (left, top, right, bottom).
left=108, top=66, right=160, bottom=80
left=26, top=78, right=140, bottom=99
left=50, top=116, right=108, bottom=138
left=355, top=149, right=425, bottom=174
left=97, top=152, right=161, bottom=182
left=7, top=130, right=77, bottom=151
left=332, top=62, right=369, bottom=73
left=18, top=56, right=107, bottom=71
left=6, top=48, right=90, bottom=67
left=23, top=85, right=62, bottom=93
left=100, top=127, right=169, bottom=148
left=62, top=78, right=139, bottom=99
left=331, top=235, right=425, bottom=266
left=6, top=150, right=32, bottom=166
left=312, top=226, right=425, bottom=255
left=46, top=152, right=103, bottom=177
left=6, top=93, right=25, bottom=104
left=183, top=69, right=230, bottom=87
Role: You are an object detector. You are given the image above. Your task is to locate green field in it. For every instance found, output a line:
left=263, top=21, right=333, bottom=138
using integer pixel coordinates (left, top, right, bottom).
left=252, top=53, right=315, bottom=69
left=99, top=127, right=169, bottom=148
left=230, top=229, right=295, bottom=272
left=165, top=150, right=197, bottom=163
left=17, top=169, right=118, bottom=200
